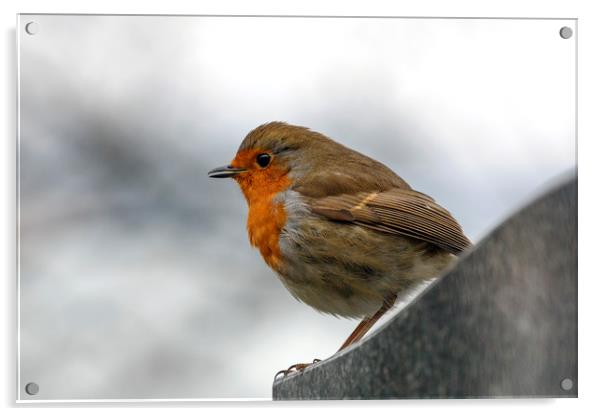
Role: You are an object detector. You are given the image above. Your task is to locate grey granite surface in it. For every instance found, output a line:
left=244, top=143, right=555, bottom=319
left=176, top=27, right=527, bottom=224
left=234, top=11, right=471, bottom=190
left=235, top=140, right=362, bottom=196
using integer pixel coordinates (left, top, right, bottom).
left=273, top=177, right=577, bottom=400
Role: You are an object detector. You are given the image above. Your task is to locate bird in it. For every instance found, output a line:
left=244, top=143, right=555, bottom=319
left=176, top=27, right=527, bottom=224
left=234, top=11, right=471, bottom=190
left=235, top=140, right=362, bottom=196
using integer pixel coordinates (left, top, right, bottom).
left=208, top=122, right=471, bottom=376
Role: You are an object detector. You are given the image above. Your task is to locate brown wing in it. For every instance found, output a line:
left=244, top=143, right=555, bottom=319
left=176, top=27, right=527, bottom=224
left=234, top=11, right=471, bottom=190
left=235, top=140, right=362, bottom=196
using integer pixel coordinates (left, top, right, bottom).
left=310, top=188, right=471, bottom=255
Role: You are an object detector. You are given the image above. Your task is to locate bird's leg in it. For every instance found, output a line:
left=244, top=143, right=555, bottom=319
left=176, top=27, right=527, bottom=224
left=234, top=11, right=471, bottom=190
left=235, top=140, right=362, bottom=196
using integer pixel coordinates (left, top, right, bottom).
left=337, top=318, right=371, bottom=351
left=337, top=294, right=397, bottom=352
left=275, top=296, right=397, bottom=380
left=274, top=359, right=322, bottom=380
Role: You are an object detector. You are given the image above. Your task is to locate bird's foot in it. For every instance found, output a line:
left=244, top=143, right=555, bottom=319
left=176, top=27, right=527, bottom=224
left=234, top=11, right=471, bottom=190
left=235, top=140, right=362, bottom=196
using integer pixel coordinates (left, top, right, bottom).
left=274, top=359, right=321, bottom=380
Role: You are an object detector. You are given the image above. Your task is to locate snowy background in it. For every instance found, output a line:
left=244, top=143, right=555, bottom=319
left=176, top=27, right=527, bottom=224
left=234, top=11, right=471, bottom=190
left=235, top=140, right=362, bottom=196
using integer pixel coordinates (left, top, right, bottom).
left=18, top=15, right=575, bottom=399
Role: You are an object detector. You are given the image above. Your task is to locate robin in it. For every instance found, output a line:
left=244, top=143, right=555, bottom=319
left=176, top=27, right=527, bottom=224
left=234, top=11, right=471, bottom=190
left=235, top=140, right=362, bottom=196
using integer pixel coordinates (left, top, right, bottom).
left=208, top=122, right=471, bottom=377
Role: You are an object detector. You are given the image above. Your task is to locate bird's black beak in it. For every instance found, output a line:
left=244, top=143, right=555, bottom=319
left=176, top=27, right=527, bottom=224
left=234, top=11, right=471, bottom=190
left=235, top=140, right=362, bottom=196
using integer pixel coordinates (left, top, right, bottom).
left=208, top=165, right=247, bottom=178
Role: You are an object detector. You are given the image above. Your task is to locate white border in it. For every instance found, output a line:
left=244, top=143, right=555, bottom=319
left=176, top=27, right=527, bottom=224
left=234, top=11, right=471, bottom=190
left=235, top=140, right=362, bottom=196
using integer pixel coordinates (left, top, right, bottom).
left=3, top=0, right=602, bottom=414
left=15, top=13, right=21, bottom=407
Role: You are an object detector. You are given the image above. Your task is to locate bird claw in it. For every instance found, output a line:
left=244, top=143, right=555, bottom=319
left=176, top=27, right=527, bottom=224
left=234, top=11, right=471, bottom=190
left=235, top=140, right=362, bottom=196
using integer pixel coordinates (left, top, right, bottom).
left=273, top=359, right=322, bottom=381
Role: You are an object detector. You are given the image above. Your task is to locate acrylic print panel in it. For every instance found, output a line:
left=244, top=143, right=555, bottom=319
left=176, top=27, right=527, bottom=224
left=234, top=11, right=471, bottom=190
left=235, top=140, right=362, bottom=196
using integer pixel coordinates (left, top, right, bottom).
left=18, top=15, right=576, bottom=401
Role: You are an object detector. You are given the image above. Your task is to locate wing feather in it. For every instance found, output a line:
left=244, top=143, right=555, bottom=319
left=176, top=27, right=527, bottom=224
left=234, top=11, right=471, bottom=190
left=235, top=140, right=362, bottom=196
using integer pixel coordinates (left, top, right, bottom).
left=310, top=188, right=471, bottom=255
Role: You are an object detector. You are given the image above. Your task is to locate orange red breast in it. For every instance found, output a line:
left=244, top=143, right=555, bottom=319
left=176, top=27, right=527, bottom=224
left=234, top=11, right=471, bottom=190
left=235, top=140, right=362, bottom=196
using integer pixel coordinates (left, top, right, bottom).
left=230, top=149, right=292, bottom=270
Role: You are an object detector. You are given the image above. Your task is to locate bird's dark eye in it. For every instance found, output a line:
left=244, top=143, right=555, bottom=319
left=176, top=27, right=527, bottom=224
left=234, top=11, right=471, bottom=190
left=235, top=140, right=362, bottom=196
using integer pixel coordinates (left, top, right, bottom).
left=256, top=153, right=271, bottom=168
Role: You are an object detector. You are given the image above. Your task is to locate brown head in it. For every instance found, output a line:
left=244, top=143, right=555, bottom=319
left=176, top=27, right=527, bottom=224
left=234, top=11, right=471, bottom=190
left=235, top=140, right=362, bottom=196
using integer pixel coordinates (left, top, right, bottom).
left=207, top=121, right=410, bottom=202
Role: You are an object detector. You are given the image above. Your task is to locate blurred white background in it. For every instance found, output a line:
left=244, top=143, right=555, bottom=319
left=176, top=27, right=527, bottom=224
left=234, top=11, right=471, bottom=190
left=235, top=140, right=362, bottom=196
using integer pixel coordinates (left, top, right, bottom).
left=18, top=15, right=575, bottom=399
